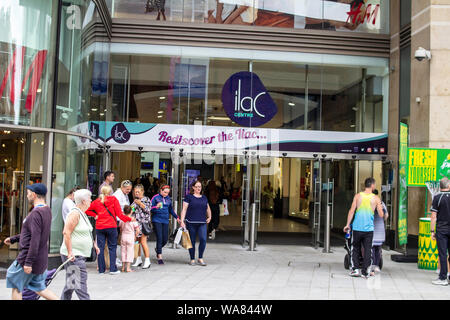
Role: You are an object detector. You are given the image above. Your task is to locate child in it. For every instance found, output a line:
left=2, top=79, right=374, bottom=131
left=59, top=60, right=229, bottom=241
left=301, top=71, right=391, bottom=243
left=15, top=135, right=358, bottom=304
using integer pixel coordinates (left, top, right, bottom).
left=119, top=205, right=139, bottom=272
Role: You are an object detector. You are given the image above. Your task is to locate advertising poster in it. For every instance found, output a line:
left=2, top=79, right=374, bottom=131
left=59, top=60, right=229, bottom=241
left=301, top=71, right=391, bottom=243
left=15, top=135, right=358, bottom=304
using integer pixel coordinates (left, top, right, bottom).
left=398, top=122, right=408, bottom=246
left=407, top=148, right=450, bottom=187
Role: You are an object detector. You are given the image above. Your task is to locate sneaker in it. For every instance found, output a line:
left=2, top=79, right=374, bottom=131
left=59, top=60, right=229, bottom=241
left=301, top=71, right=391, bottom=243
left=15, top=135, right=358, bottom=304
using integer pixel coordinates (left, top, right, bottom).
left=210, top=229, right=216, bottom=240
left=110, top=270, right=121, bottom=275
left=432, top=278, right=448, bottom=286
left=373, top=266, right=381, bottom=273
left=349, top=269, right=361, bottom=277
left=132, top=256, right=142, bottom=267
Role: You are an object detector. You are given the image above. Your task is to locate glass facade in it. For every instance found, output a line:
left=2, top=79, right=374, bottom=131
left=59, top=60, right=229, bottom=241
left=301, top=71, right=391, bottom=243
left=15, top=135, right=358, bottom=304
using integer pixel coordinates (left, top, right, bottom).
left=0, top=0, right=392, bottom=260
left=111, top=0, right=389, bottom=34
left=109, top=47, right=389, bottom=133
left=50, top=0, right=110, bottom=253
left=0, top=0, right=58, bottom=127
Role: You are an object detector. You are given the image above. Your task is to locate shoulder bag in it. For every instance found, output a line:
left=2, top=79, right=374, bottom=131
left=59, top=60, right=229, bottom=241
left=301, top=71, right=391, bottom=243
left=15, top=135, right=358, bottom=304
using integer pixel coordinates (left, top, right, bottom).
left=75, top=208, right=97, bottom=262
left=102, top=202, right=119, bottom=228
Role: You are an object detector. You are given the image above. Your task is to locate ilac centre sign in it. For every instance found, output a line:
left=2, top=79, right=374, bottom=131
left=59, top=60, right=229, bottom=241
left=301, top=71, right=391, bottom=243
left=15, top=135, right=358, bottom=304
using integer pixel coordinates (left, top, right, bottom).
left=222, top=71, right=277, bottom=127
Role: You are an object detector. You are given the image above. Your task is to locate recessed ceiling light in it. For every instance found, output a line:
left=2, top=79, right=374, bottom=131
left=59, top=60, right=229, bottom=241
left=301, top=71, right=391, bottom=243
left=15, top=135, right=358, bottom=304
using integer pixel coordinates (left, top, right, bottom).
left=91, top=108, right=98, bottom=112
left=100, top=113, right=105, bottom=116
left=157, top=115, right=163, bottom=118
left=1, top=144, right=5, bottom=148
left=158, top=111, right=163, bottom=114
left=160, top=97, right=165, bottom=100
left=352, top=107, right=358, bottom=111
left=41, top=141, right=44, bottom=146
left=350, top=124, right=356, bottom=128
left=289, top=102, right=295, bottom=106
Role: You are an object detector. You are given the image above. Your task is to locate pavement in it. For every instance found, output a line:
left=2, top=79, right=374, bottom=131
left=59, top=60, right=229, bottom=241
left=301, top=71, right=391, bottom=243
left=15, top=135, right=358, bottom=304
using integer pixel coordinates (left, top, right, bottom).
left=0, top=242, right=448, bottom=300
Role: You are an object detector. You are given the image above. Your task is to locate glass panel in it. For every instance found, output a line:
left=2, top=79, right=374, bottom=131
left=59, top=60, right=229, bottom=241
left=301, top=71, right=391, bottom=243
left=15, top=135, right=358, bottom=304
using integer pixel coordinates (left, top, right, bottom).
left=0, top=130, right=25, bottom=264
left=400, top=0, right=411, bottom=28
left=50, top=133, right=94, bottom=253
left=111, top=0, right=389, bottom=34
left=399, top=45, right=411, bottom=124
left=0, top=0, right=58, bottom=127
left=56, top=1, right=110, bottom=131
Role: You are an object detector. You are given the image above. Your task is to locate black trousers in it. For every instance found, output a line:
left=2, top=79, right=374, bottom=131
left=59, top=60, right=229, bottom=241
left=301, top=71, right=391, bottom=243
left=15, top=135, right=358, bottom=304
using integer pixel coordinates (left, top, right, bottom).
left=436, top=229, right=450, bottom=280
left=351, top=231, right=373, bottom=274
left=208, top=203, right=220, bottom=234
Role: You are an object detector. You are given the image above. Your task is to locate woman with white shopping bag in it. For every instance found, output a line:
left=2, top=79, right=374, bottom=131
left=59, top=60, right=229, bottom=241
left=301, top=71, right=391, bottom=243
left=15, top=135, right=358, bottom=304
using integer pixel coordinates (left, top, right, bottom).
left=180, top=180, right=212, bottom=266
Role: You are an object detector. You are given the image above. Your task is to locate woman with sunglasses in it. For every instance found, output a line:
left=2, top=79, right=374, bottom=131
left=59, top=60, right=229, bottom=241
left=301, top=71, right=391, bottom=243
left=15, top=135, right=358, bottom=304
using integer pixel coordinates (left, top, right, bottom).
left=180, top=180, right=211, bottom=266
left=150, top=185, right=181, bottom=265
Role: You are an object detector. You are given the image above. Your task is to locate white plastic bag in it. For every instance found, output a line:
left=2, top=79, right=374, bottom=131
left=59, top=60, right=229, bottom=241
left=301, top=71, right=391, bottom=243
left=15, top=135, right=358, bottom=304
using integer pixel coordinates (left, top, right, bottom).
left=174, top=227, right=184, bottom=245
left=222, top=199, right=229, bottom=216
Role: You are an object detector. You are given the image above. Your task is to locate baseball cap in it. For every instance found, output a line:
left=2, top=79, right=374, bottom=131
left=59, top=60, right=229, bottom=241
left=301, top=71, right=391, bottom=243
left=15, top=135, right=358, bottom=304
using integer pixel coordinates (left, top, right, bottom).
left=26, top=183, right=47, bottom=196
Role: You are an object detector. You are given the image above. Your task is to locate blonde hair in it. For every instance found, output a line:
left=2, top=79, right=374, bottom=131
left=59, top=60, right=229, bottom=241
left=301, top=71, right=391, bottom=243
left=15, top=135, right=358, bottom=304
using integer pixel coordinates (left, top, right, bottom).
left=134, top=184, right=144, bottom=192
left=100, top=185, right=112, bottom=203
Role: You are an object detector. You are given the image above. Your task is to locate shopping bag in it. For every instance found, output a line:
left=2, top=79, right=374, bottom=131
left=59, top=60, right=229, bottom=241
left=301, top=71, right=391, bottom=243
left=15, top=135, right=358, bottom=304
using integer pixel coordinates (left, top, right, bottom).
left=181, top=229, right=193, bottom=249
left=134, top=242, right=140, bottom=259
left=222, top=199, right=229, bottom=216
left=174, top=227, right=183, bottom=245
left=219, top=204, right=225, bottom=216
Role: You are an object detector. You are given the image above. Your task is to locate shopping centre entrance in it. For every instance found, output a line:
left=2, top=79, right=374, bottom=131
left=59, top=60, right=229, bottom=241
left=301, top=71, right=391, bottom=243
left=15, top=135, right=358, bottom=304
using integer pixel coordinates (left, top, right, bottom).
left=107, top=149, right=386, bottom=250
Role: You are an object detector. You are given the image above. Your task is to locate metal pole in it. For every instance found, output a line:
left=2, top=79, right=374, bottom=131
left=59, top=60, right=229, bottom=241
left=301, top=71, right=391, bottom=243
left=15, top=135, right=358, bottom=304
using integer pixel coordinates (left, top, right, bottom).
left=1, top=168, right=4, bottom=232
left=249, top=203, right=256, bottom=251
left=172, top=200, right=178, bottom=249
left=323, top=178, right=331, bottom=253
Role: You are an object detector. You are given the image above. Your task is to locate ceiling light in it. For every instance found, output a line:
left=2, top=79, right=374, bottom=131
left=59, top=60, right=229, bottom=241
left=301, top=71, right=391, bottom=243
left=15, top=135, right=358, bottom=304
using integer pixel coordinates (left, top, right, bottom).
left=1, top=144, right=5, bottom=148
left=4, top=159, right=7, bottom=163
left=160, top=97, right=166, bottom=100
left=33, top=139, right=37, bottom=143
left=91, top=108, right=98, bottom=112
left=41, top=141, right=44, bottom=146
left=352, top=107, right=358, bottom=111
left=36, top=88, right=42, bottom=93
left=350, top=124, right=356, bottom=128
left=158, top=111, right=163, bottom=114
left=208, top=116, right=230, bottom=121
left=289, top=102, right=295, bottom=106
left=157, top=115, right=163, bottom=118
left=99, top=113, right=105, bottom=116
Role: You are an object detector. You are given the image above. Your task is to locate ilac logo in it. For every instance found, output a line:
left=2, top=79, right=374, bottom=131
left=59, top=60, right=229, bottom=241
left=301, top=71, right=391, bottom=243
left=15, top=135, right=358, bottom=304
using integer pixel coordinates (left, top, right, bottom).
left=222, top=72, right=277, bottom=127
left=111, top=123, right=130, bottom=144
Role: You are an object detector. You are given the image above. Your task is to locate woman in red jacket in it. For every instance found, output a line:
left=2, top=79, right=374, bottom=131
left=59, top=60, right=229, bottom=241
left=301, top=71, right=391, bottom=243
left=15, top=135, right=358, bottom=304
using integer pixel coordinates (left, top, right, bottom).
left=86, top=185, right=133, bottom=274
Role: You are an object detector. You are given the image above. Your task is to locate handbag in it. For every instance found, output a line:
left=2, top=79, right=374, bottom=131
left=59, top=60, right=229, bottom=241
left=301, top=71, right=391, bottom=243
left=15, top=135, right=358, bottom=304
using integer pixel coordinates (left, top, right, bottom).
left=141, top=221, right=153, bottom=236
left=181, top=228, right=193, bottom=250
left=77, top=208, right=97, bottom=262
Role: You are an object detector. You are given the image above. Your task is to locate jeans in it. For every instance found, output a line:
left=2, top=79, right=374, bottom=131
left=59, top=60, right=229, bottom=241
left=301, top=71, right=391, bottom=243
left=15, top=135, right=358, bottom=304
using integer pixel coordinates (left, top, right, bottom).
left=351, top=231, right=374, bottom=275
left=60, top=255, right=90, bottom=300
left=152, top=222, right=169, bottom=255
left=371, top=245, right=382, bottom=267
left=436, top=229, right=450, bottom=280
left=96, top=228, right=118, bottom=273
left=186, top=222, right=207, bottom=260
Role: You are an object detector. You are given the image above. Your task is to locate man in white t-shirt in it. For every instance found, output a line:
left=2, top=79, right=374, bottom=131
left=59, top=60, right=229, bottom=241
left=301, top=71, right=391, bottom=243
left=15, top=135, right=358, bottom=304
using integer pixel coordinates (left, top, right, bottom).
left=62, top=188, right=78, bottom=223
left=112, top=180, right=133, bottom=267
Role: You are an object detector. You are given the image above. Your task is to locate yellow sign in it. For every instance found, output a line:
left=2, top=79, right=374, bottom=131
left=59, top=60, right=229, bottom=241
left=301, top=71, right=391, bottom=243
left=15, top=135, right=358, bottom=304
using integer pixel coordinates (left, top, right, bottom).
left=407, top=149, right=437, bottom=186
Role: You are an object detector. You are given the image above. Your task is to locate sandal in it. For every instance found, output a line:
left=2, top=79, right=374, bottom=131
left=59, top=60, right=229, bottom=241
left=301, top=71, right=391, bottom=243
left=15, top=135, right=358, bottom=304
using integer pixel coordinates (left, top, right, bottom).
left=197, top=260, right=207, bottom=266
left=189, top=260, right=196, bottom=266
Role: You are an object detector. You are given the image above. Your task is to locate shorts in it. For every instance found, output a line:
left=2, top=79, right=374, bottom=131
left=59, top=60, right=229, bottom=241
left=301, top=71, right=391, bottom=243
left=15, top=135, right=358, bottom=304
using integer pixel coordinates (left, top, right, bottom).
left=6, top=260, right=47, bottom=293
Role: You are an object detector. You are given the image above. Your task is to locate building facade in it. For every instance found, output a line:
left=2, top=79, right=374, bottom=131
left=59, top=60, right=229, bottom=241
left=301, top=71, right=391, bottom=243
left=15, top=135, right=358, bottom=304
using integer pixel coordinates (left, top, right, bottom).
left=0, top=0, right=446, bottom=266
